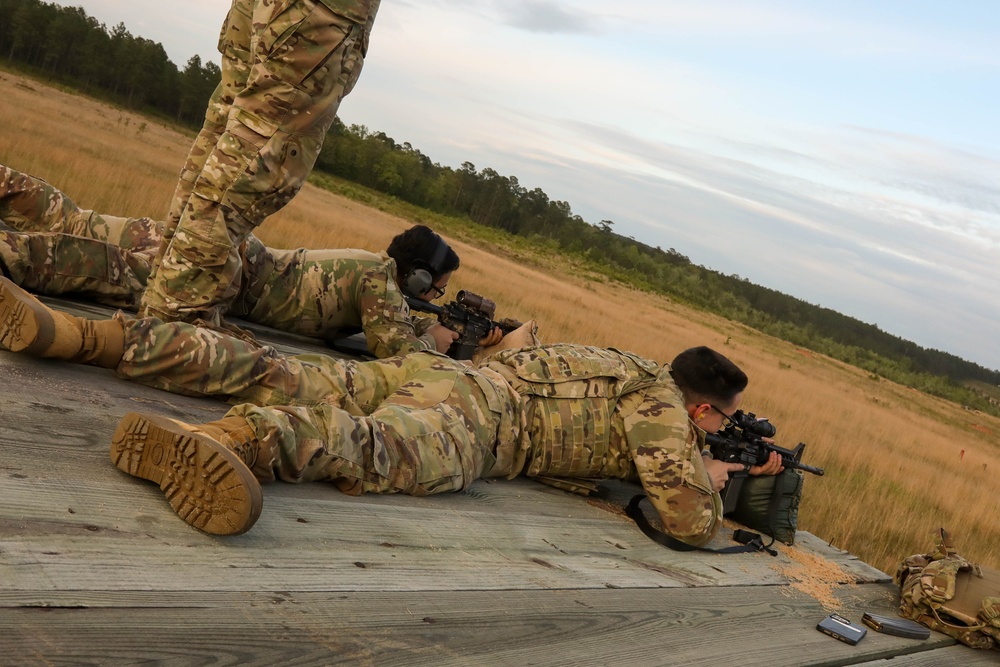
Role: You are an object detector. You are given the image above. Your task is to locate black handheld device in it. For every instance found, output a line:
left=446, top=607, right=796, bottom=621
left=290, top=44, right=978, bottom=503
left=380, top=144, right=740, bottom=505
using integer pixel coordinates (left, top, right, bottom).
left=816, top=613, right=868, bottom=645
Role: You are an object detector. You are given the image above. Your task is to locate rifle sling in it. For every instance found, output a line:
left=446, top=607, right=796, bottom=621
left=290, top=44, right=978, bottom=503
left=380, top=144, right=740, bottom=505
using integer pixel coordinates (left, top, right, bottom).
left=625, top=495, right=777, bottom=556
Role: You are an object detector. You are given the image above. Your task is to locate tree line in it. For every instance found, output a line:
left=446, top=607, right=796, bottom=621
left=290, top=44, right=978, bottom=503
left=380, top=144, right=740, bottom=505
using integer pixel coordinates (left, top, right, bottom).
left=315, top=122, right=1000, bottom=410
left=0, top=0, right=218, bottom=126
left=5, top=0, right=999, bottom=415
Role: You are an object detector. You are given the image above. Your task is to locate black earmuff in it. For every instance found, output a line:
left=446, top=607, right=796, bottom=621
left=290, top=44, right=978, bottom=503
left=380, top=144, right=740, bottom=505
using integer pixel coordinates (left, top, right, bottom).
left=402, top=233, right=450, bottom=297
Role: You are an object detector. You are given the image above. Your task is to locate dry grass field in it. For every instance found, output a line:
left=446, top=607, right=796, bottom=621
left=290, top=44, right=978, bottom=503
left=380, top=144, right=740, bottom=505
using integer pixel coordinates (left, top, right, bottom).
left=1, top=70, right=997, bottom=575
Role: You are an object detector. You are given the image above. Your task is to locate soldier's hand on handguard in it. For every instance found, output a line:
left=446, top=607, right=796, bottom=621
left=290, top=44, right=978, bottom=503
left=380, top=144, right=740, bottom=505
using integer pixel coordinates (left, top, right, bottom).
left=749, top=450, right=784, bottom=476
left=478, top=326, right=504, bottom=347
left=429, top=323, right=460, bottom=353
left=702, top=457, right=747, bottom=493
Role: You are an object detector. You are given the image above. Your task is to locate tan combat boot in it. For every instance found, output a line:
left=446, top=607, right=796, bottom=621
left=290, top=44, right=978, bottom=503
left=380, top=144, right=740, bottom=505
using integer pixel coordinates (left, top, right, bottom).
left=110, top=412, right=264, bottom=536
left=0, top=276, right=124, bottom=367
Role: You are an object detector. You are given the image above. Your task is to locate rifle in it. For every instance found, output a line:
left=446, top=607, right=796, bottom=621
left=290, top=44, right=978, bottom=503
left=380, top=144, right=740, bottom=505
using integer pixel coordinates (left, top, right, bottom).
left=704, top=410, right=824, bottom=514
left=405, top=290, right=522, bottom=361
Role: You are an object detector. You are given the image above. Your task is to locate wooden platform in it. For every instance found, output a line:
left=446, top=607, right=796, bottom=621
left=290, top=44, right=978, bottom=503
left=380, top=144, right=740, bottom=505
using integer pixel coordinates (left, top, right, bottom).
left=1, top=298, right=992, bottom=666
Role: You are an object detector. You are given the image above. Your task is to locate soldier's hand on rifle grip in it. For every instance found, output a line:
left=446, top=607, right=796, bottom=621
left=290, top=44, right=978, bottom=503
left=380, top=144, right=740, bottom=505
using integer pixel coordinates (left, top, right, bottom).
left=429, top=323, right=460, bottom=353
left=703, top=456, right=747, bottom=493
left=479, top=326, right=504, bottom=347
left=749, top=450, right=784, bottom=476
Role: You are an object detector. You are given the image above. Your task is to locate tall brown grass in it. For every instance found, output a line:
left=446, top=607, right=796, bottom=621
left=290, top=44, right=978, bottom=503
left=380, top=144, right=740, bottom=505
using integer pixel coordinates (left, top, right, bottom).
left=1, top=70, right=997, bottom=574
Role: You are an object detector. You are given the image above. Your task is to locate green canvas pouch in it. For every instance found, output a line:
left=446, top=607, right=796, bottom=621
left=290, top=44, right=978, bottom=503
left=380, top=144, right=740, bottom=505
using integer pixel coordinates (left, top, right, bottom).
left=729, top=468, right=803, bottom=546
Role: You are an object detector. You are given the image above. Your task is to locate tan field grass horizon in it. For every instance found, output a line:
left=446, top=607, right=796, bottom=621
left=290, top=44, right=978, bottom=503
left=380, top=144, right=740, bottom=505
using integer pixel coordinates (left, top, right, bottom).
left=1, top=70, right=997, bottom=575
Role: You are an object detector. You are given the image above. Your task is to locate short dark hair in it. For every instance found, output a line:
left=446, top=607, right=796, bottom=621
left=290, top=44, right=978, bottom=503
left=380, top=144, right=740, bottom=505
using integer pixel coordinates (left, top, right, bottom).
left=386, top=225, right=460, bottom=281
left=669, top=346, right=748, bottom=405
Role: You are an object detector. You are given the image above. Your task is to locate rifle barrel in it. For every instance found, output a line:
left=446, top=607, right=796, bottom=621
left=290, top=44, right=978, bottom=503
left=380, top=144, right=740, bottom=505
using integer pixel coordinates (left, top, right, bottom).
left=404, top=296, right=443, bottom=316
left=787, top=460, right=825, bottom=476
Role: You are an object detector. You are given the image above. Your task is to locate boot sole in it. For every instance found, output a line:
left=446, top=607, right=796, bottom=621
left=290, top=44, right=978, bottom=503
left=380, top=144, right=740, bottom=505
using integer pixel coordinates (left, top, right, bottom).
left=110, top=412, right=263, bottom=535
left=0, top=276, right=54, bottom=354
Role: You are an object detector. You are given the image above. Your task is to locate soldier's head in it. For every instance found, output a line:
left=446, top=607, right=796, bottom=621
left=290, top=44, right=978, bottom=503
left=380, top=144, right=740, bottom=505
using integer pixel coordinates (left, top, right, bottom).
left=669, top=346, right=748, bottom=432
left=388, top=225, right=461, bottom=301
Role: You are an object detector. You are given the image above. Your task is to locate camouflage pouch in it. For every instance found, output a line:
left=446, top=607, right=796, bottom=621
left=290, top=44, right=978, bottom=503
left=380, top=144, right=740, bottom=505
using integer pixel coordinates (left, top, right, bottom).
left=894, top=528, right=1000, bottom=649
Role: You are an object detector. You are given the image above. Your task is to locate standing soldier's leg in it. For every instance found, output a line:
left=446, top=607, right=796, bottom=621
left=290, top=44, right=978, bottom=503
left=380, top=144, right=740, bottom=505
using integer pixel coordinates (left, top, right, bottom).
left=140, top=0, right=372, bottom=326
left=150, top=0, right=254, bottom=280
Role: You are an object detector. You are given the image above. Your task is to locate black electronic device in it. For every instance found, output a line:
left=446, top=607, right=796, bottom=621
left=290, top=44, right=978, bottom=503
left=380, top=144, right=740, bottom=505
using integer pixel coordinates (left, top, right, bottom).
left=816, top=613, right=868, bottom=645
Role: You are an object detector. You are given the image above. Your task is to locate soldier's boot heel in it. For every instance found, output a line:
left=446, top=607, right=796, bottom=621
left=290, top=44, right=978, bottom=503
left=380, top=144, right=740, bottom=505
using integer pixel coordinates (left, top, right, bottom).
left=0, top=276, right=123, bottom=366
left=110, top=412, right=264, bottom=536
left=0, top=276, right=60, bottom=354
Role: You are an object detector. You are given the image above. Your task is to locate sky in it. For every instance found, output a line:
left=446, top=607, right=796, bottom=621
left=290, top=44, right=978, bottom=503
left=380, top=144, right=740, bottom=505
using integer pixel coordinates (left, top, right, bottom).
left=66, top=1, right=1000, bottom=371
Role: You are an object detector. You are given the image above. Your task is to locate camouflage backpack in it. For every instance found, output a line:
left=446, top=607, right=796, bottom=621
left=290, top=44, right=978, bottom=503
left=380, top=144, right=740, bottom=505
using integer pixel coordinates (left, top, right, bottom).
left=894, top=528, right=1000, bottom=649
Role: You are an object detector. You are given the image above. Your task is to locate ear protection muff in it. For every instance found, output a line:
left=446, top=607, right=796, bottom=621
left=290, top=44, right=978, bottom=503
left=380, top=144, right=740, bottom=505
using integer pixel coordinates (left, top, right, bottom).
left=402, top=233, right=450, bottom=297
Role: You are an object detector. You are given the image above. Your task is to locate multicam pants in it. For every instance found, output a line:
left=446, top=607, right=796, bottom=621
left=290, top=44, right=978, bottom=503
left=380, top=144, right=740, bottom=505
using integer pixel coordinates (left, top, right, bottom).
left=115, top=315, right=521, bottom=495
left=141, top=0, right=377, bottom=326
left=0, top=163, right=433, bottom=357
left=0, top=164, right=159, bottom=308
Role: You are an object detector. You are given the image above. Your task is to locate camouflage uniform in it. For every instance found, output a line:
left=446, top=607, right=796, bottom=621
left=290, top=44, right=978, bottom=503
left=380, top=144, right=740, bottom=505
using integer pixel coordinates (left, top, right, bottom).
left=0, top=165, right=159, bottom=308
left=235, top=243, right=438, bottom=357
left=0, top=164, right=158, bottom=256
left=140, top=0, right=381, bottom=326
left=112, top=317, right=722, bottom=546
left=0, top=165, right=435, bottom=357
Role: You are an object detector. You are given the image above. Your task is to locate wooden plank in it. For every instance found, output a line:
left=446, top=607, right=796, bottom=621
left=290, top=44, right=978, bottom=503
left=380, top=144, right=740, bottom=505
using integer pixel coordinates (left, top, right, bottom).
left=0, top=500, right=824, bottom=593
left=0, top=352, right=230, bottom=435
left=854, top=645, right=1000, bottom=666
left=1, top=295, right=937, bottom=665
left=792, top=531, right=892, bottom=583
left=589, top=483, right=892, bottom=584
left=1, top=455, right=889, bottom=594
left=0, top=584, right=952, bottom=667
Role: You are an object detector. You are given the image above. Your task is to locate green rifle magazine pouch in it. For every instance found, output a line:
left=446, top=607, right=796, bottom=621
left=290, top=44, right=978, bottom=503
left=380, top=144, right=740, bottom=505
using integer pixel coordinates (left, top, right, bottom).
left=728, top=468, right=803, bottom=546
left=894, top=528, right=1000, bottom=649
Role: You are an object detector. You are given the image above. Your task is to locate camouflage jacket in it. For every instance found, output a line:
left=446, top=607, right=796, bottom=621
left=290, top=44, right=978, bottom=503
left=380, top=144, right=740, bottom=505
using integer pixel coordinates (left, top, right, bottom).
left=484, top=344, right=722, bottom=547
left=236, top=238, right=436, bottom=358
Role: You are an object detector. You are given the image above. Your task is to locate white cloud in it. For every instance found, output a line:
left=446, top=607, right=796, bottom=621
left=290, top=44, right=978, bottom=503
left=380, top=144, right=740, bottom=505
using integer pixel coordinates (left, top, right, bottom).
left=52, top=0, right=1000, bottom=370
left=494, top=0, right=604, bottom=34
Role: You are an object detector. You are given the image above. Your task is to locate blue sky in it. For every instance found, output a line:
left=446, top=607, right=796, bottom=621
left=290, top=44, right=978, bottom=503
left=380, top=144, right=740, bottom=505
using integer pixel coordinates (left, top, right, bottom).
left=65, top=1, right=1000, bottom=371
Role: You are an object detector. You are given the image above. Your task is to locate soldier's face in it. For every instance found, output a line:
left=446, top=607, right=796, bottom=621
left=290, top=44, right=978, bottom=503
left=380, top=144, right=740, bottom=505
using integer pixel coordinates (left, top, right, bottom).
left=694, top=391, right=744, bottom=433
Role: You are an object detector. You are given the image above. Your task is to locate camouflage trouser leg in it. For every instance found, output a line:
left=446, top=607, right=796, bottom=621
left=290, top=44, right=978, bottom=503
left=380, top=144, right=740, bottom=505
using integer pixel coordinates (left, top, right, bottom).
left=140, top=0, right=368, bottom=326
left=0, top=230, right=149, bottom=308
left=0, top=164, right=162, bottom=251
left=116, top=314, right=356, bottom=404
left=0, top=164, right=99, bottom=235
left=151, top=0, right=254, bottom=281
left=224, top=354, right=509, bottom=495
left=238, top=245, right=364, bottom=336
left=116, top=314, right=470, bottom=413
left=115, top=318, right=516, bottom=494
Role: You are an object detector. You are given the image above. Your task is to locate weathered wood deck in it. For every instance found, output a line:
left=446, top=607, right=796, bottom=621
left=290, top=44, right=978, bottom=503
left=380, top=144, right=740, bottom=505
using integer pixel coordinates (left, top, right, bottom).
left=1, top=298, right=992, bottom=666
